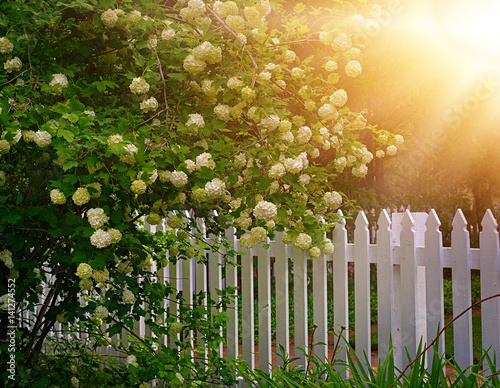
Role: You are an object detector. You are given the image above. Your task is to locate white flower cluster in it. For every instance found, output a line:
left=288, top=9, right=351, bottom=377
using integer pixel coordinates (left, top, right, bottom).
left=0, top=171, right=5, bottom=186
left=179, top=0, right=207, bottom=24
left=291, top=67, right=305, bottom=78
left=127, top=10, right=141, bottom=23
left=0, top=139, right=10, bottom=154
left=170, top=171, right=188, bottom=187
left=227, top=77, right=244, bottom=89
left=49, top=73, right=69, bottom=94
left=186, top=113, right=205, bottom=129
left=205, top=178, right=225, bottom=199
left=241, top=86, right=256, bottom=102
left=294, top=233, right=312, bottom=250
left=345, top=60, right=362, bottom=77
left=283, top=156, right=304, bottom=174
left=108, top=134, right=123, bottom=145
left=34, top=130, right=51, bottom=147
left=146, top=212, right=162, bottom=225
left=90, top=229, right=112, bottom=248
left=161, top=27, right=176, bottom=41
left=261, top=115, right=280, bottom=131
left=268, top=163, right=285, bottom=179
left=183, top=54, right=206, bottom=75
left=352, top=164, right=368, bottom=178
left=50, top=189, right=66, bottom=205
left=331, top=33, right=352, bottom=51
left=387, top=145, right=397, bottom=156
left=126, top=355, right=138, bottom=367
left=122, top=289, right=135, bottom=304
left=240, top=226, right=267, bottom=248
left=253, top=200, right=277, bottom=221
left=129, top=77, right=150, bottom=94
left=0, top=37, right=14, bottom=53
left=214, top=104, right=230, bottom=120
left=72, top=187, right=91, bottom=206
left=94, top=305, right=109, bottom=319
left=87, top=208, right=109, bottom=229
left=76, top=263, right=93, bottom=279
left=195, top=152, right=215, bottom=170
left=0, top=250, right=13, bottom=269
left=297, top=126, right=312, bottom=144
left=4, top=57, right=22, bottom=73
left=323, top=191, right=342, bottom=209
left=140, top=97, right=158, bottom=112
left=318, top=104, right=338, bottom=121
left=101, top=9, right=118, bottom=28
left=192, top=41, right=222, bottom=65
left=131, top=179, right=147, bottom=195
left=330, top=89, right=348, bottom=107
left=323, top=240, right=335, bottom=255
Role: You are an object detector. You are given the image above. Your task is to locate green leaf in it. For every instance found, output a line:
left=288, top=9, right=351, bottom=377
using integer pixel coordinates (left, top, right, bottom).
left=59, top=130, right=75, bottom=143
left=62, top=160, right=79, bottom=171
left=62, top=113, right=79, bottom=123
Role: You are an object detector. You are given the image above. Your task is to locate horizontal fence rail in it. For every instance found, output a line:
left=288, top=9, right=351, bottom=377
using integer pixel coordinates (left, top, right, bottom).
left=42, top=208, right=500, bottom=382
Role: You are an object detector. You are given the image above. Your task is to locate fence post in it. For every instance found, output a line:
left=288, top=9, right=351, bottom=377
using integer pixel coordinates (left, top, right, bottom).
left=377, top=210, right=395, bottom=365
left=451, top=209, right=473, bottom=370
left=480, top=210, right=500, bottom=369
left=332, top=210, right=349, bottom=376
left=313, top=231, right=328, bottom=364
left=293, top=244, right=309, bottom=369
left=240, top=244, right=255, bottom=372
left=354, top=211, right=371, bottom=366
left=195, top=218, right=208, bottom=362
left=257, top=241, right=272, bottom=373
left=424, top=209, right=444, bottom=370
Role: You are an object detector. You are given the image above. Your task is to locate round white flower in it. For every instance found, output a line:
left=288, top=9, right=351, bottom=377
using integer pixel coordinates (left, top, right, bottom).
left=108, top=228, right=122, bottom=244
left=94, top=305, right=109, bottom=319
left=324, top=60, right=338, bottom=72
left=140, top=97, right=158, bottom=112
left=50, top=189, right=66, bottom=205
left=0, top=140, right=10, bottom=154
left=79, top=278, right=93, bottom=290
left=345, top=60, right=362, bottom=77
left=0, top=37, right=14, bottom=54
left=323, top=191, right=342, bottom=209
left=92, top=268, right=109, bottom=283
left=323, top=242, right=335, bottom=255
left=130, top=179, right=147, bottom=195
left=253, top=200, right=277, bottom=221
left=318, top=104, right=338, bottom=121
left=72, top=188, right=91, bottom=206
left=205, top=178, right=226, bottom=199
left=129, top=77, right=150, bottom=95
left=297, top=126, right=312, bottom=144
left=331, top=32, right=351, bottom=51
left=161, top=28, right=176, bottom=41
left=146, top=212, right=162, bottom=225
left=49, top=73, right=69, bottom=94
left=330, top=89, right=348, bottom=107
left=34, top=131, right=52, bottom=147
left=170, top=171, right=188, bottom=187
left=76, top=263, right=93, bottom=279
left=126, top=355, right=138, bottom=367
left=186, top=113, right=205, bottom=129
left=294, top=233, right=312, bottom=250
left=71, top=377, right=79, bottom=388
left=87, top=208, right=109, bottom=229
left=352, top=164, right=368, bottom=178
left=183, top=54, right=206, bottom=75
left=101, top=9, right=118, bottom=28
left=4, top=57, right=22, bottom=73
left=310, top=247, right=321, bottom=258
left=195, top=152, right=216, bottom=170
left=268, top=163, right=285, bottom=179
left=395, top=134, right=404, bottom=146
left=387, top=145, right=397, bottom=156
left=90, top=229, right=112, bottom=249
left=122, top=289, right=135, bottom=304
left=376, top=150, right=385, bottom=158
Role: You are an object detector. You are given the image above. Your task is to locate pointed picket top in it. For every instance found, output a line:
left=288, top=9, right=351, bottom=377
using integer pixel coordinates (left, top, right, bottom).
left=378, top=209, right=391, bottom=232
left=452, top=209, right=468, bottom=235
left=337, top=209, right=347, bottom=228
left=355, top=210, right=369, bottom=230
left=401, top=209, right=416, bottom=232
left=426, top=209, right=441, bottom=235
left=481, top=209, right=498, bottom=230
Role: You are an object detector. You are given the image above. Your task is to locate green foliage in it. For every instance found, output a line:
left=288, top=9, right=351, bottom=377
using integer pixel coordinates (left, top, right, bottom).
left=0, top=0, right=400, bottom=385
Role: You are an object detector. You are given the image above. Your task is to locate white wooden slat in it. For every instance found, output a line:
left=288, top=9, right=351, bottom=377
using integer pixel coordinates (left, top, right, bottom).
left=182, top=255, right=194, bottom=357
left=332, top=210, right=349, bottom=376
left=424, top=209, right=444, bottom=370
left=195, top=218, right=208, bottom=362
left=169, top=258, right=181, bottom=349
left=354, top=211, right=371, bottom=365
left=293, top=245, right=308, bottom=369
left=209, top=231, right=224, bottom=357
left=225, top=226, right=238, bottom=360
left=451, top=209, right=473, bottom=370
left=257, top=242, right=272, bottom=373
left=241, top=246, right=255, bottom=370
left=273, top=232, right=290, bottom=368
left=480, top=210, right=500, bottom=366
left=399, top=210, right=419, bottom=361
left=377, top=210, right=396, bottom=365
left=312, top=247, right=328, bottom=363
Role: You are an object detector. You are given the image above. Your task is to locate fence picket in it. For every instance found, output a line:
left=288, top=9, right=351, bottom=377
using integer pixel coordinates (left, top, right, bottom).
left=273, top=232, right=290, bottom=368
left=377, top=210, right=395, bottom=365
left=293, top=245, right=309, bottom=369
left=399, top=210, right=419, bottom=361
left=451, top=209, right=473, bottom=370
left=257, top=242, right=272, bottom=373
left=313, top=245, right=328, bottom=363
left=241, top=245, right=255, bottom=371
left=424, top=209, right=444, bottom=370
left=480, top=210, right=500, bottom=366
left=332, top=210, right=349, bottom=376
left=225, top=226, right=238, bottom=361
left=354, top=211, right=371, bottom=366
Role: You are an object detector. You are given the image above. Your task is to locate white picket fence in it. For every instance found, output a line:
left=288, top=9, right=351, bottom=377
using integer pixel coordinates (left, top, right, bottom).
left=48, top=208, right=500, bottom=380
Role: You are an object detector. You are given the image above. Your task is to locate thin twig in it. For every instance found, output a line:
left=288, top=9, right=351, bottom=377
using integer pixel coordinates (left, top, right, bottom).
left=389, top=292, right=500, bottom=388
left=154, top=45, right=169, bottom=123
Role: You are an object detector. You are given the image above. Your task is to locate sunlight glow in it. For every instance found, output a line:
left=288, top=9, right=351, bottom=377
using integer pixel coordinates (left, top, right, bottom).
left=433, top=0, right=500, bottom=63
